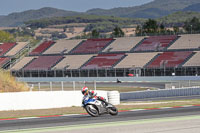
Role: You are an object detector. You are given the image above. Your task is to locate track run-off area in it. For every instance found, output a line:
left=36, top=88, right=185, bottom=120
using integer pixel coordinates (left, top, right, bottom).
left=0, top=105, right=200, bottom=133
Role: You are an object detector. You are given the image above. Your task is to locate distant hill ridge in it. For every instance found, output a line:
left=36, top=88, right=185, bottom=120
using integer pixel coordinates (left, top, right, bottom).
left=0, top=7, right=81, bottom=27
left=1, top=0, right=200, bottom=27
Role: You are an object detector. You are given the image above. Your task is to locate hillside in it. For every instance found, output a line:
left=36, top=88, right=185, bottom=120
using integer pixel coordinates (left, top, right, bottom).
left=86, top=0, right=200, bottom=18
left=159, top=11, right=200, bottom=24
left=26, top=15, right=145, bottom=31
left=0, top=7, right=81, bottom=27
left=1, top=0, right=200, bottom=27
left=183, top=3, right=200, bottom=12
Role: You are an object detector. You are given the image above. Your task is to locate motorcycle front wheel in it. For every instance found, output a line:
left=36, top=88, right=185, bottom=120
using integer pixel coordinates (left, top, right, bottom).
left=85, top=105, right=99, bottom=117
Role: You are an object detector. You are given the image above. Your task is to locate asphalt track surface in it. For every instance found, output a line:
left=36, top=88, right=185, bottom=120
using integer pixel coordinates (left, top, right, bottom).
left=0, top=106, right=200, bottom=132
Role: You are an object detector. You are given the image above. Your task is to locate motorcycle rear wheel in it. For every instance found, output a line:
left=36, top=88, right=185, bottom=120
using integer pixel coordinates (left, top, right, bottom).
left=108, top=105, right=118, bottom=116
left=85, top=105, right=99, bottom=117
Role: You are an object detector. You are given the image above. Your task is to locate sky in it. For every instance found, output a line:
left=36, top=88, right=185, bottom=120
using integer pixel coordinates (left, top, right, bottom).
left=0, top=0, right=154, bottom=15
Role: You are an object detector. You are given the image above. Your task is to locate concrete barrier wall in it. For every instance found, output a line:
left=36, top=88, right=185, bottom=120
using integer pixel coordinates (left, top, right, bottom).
left=0, top=91, right=108, bottom=111
left=120, top=87, right=200, bottom=100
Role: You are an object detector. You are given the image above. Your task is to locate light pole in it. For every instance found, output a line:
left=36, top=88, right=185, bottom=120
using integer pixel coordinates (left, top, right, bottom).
left=191, top=25, right=193, bottom=34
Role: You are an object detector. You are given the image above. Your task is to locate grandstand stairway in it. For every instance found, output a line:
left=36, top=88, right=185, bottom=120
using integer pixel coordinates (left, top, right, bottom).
left=130, top=38, right=146, bottom=52
left=21, top=57, right=37, bottom=70
left=165, top=36, right=180, bottom=51
left=30, top=41, right=55, bottom=55
left=68, top=40, right=85, bottom=54
left=100, top=39, right=115, bottom=53
left=180, top=52, right=196, bottom=67
left=144, top=53, right=161, bottom=68
left=80, top=55, right=96, bottom=69
left=112, top=54, right=127, bottom=68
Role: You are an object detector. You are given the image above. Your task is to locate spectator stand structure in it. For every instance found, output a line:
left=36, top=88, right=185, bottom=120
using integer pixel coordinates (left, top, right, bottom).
left=29, top=41, right=55, bottom=56
left=0, top=42, right=29, bottom=69
left=132, top=35, right=178, bottom=52
left=10, top=35, right=200, bottom=77
left=70, top=38, right=114, bottom=54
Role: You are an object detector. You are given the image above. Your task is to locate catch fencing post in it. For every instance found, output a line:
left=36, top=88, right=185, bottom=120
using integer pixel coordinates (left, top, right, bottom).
left=38, top=82, right=40, bottom=91
left=50, top=82, right=52, bottom=91
left=94, top=80, right=96, bottom=90
left=61, top=81, right=64, bottom=91
left=189, top=80, right=191, bottom=87
left=73, top=81, right=75, bottom=91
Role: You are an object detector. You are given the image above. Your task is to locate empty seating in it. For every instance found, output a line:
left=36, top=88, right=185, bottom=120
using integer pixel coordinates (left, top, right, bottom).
left=168, top=34, right=200, bottom=50
left=70, top=38, right=113, bottom=54
left=23, top=56, right=63, bottom=70
left=103, top=37, right=144, bottom=52
left=43, top=40, right=82, bottom=54
left=146, top=51, right=193, bottom=68
left=0, top=43, right=16, bottom=56
left=183, top=51, right=200, bottom=67
left=81, top=53, right=125, bottom=69
left=30, top=41, right=54, bottom=55
left=5, top=42, right=28, bottom=56
left=115, top=53, right=159, bottom=68
left=53, top=55, right=95, bottom=69
left=134, top=35, right=177, bottom=51
left=11, top=57, right=36, bottom=70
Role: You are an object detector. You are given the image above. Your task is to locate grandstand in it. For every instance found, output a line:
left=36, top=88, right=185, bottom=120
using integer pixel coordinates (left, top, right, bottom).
left=115, top=53, right=160, bottom=68
left=146, top=51, right=194, bottom=68
left=23, top=56, right=63, bottom=70
left=43, top=40, right=82, bottom=55
left=168, top=34, right=200, bottom=50
left=53, top=54, right=95, bottom=69
left=5, top=42, right=28, bottom=56
left=30, top=41, right=55, bottom=55
left=0, top=57, right=10, bottom=67
left=0, top=42, right=16, bottom=56
left=70, top=38, right=113, bottom=54
left=183, top=51, right=200, bottom=67
left=133, top=35, right=178, bottom=51
left=11, top=57, right=36, bottom=70
left=103, top=37, right=144, bottom=52
left=9, top=34, right=200, bottom=77
left=81, top=53, right=125, bottom=69
left=0, top=42, right=30, bottom=69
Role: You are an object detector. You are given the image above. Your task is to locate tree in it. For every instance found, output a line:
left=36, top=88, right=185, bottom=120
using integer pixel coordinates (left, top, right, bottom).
left=184, top=17, right=200, bottom=33
left=135, top=25, right=142, bottom=36
left=143, top=19, right=159, bottom=33
left=112, top=26, right=124, bottom=37
left=173, top=26, right=179, bottom=34
left=0, top=30, right=15, bottom=43
left=159, top=24, right=165, bottom=33
left=91, top=29, right=100, bottom=38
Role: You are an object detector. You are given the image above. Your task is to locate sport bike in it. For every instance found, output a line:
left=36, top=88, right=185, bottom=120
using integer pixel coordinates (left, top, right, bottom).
left=82, top=96, right=118, bottom=117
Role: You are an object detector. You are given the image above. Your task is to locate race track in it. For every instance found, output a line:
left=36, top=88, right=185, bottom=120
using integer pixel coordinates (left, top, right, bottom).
left=0, top=106, right=200, bottom=133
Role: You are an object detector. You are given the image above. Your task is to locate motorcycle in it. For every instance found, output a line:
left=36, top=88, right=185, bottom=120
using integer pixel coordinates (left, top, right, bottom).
left=82, top=96, right=118, bottom=117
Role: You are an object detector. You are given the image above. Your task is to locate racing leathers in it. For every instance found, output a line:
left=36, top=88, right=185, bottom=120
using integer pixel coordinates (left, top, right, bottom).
left=83, top=90, right=108, bottom=107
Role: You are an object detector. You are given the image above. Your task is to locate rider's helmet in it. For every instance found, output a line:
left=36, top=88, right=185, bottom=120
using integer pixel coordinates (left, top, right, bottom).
left=81, top=87, right=89, bottom=95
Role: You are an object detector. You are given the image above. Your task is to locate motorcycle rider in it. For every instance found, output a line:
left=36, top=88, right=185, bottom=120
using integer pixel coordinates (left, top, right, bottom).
left=81, top=86, right=109, bottom=107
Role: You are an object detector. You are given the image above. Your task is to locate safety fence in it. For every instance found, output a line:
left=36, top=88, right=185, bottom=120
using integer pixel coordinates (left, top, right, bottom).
left=120, top=87, right=200, bottom=100
left=26, top=80, right=200, bottom=92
